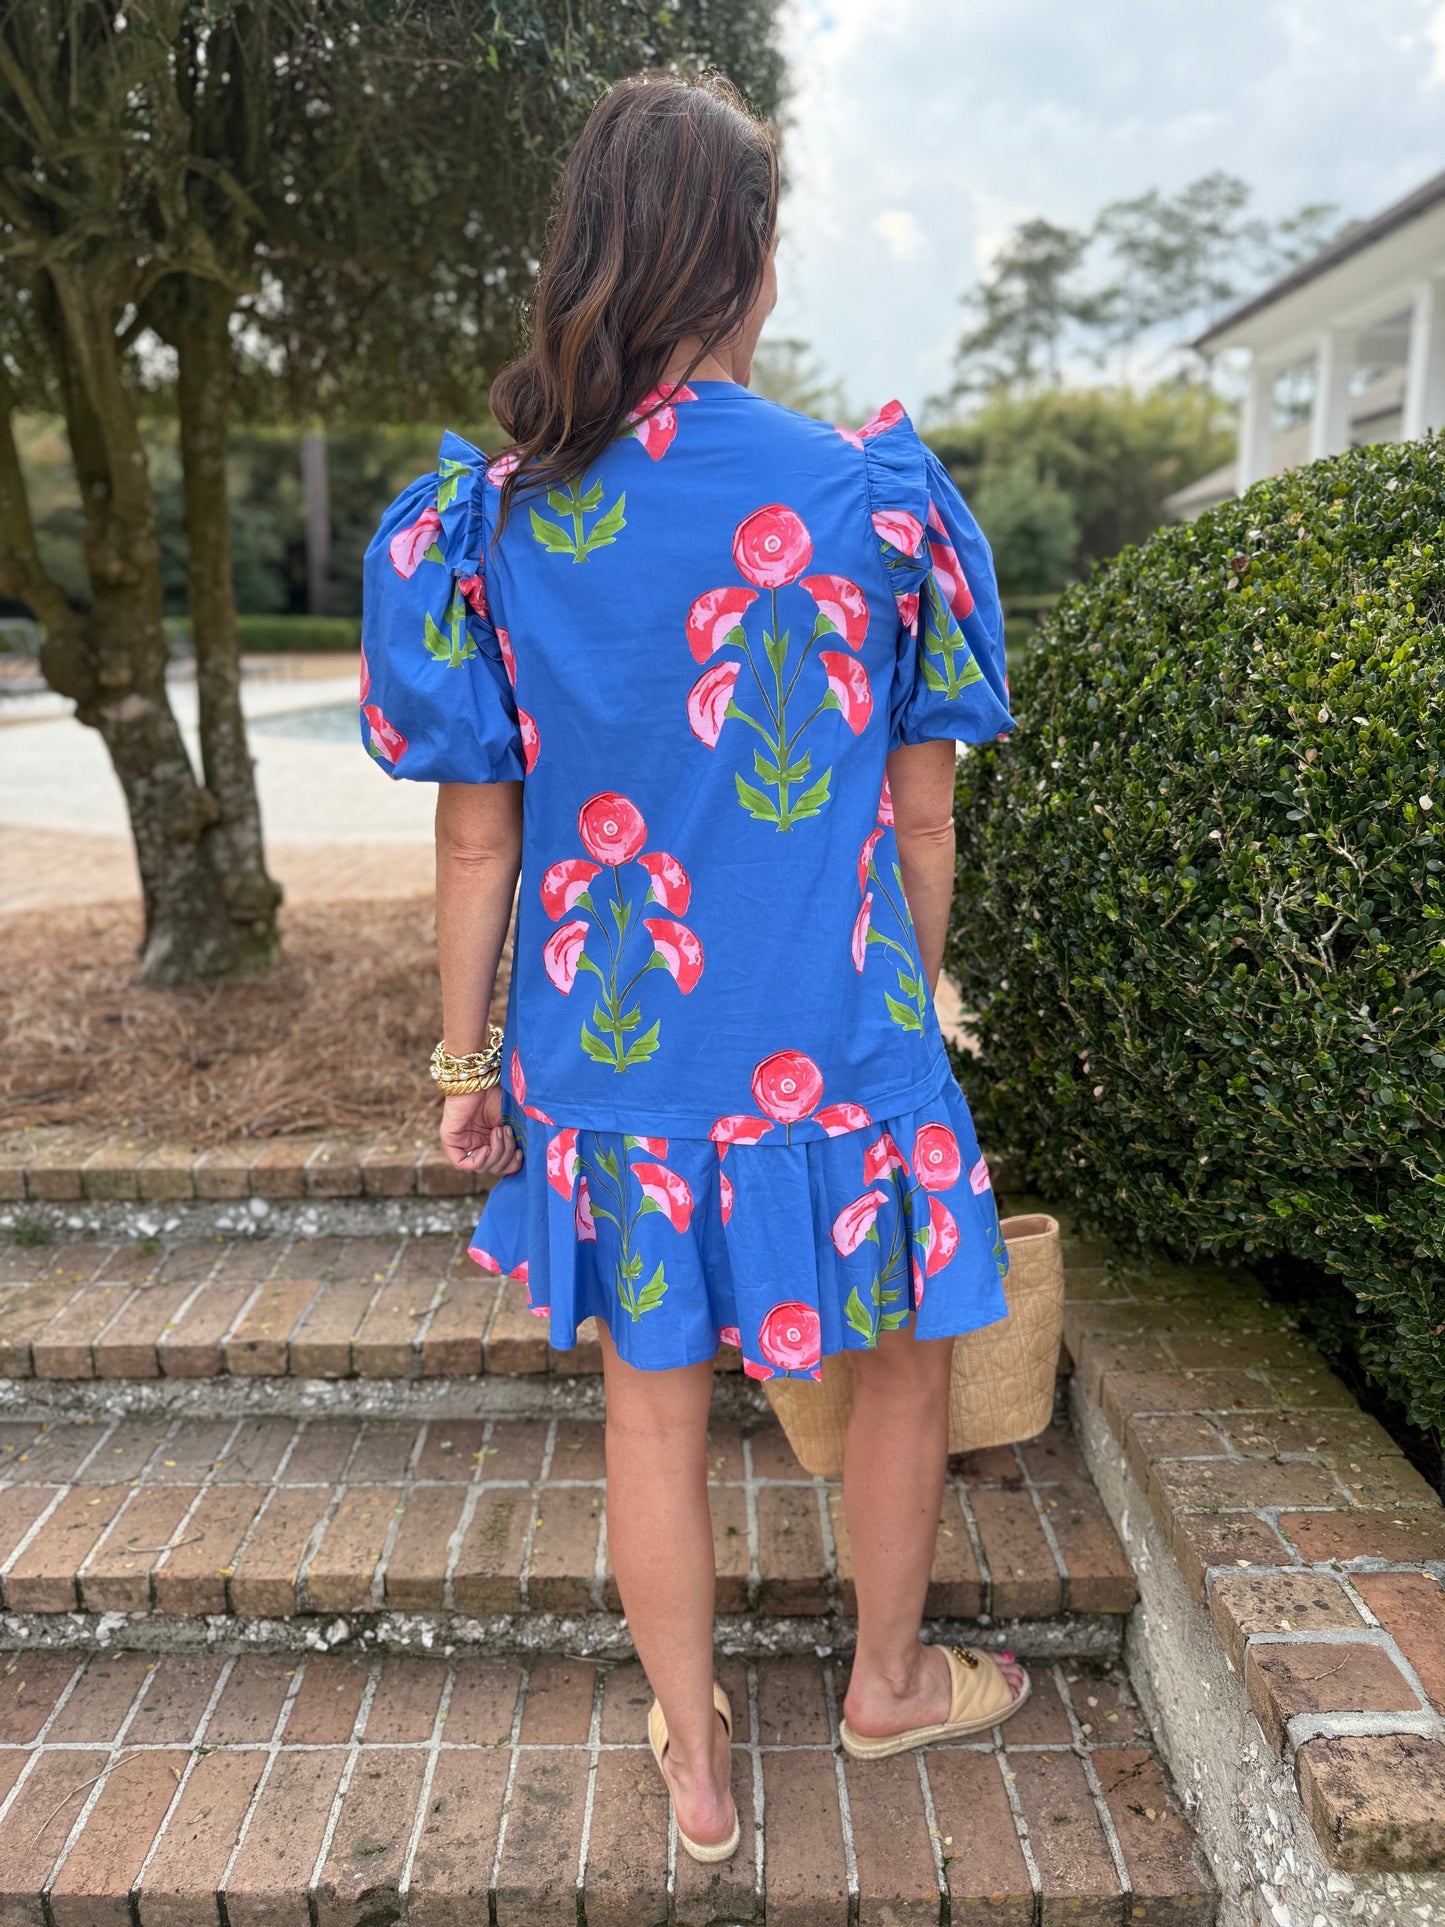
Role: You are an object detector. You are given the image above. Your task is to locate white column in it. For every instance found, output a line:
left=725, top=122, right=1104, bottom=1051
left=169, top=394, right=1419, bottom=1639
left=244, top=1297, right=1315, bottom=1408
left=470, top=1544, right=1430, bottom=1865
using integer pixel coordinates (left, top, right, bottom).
left=1236, top=359, right=1276, bottom=490
left=1307, top=329, right=1356, bottom=462
left=1402, top=277, right=1445, bottom=439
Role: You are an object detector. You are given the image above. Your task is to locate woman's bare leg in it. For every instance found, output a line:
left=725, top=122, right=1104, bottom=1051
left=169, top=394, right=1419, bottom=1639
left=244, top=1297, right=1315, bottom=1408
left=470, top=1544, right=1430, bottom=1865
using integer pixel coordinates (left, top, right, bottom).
left=840, top=1327, right=1025, bottom=1734
left=598, top=1323, right=734, bottom=1845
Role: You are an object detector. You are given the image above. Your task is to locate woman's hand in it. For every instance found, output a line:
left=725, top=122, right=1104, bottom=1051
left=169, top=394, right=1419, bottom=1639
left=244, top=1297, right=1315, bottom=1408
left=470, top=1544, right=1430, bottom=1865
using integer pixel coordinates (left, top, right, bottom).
left=440, top=1086, right=523, bottom=1177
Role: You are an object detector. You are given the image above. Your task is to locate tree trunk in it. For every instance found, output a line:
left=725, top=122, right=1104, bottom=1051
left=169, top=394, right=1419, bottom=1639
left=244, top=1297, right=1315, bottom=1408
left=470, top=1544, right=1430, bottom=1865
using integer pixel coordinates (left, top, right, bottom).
left=301, top=429, right=331, bottom=617
left=174, top=276, right=283, bottom=955
left=13, top=268, right=278, bottom=988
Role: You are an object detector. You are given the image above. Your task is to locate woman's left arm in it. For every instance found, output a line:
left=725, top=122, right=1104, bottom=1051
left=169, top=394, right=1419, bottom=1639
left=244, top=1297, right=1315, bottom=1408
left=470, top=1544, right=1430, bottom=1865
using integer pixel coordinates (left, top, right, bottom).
left=886, top=739, right=957, bottom=992
left=435, top=779, right=525, bottom=1175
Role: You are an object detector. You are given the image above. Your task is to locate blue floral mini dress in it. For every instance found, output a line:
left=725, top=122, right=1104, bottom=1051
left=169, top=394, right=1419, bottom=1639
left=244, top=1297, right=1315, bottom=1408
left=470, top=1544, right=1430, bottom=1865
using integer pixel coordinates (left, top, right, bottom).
left=361, top=383, right=1015, bottom=1379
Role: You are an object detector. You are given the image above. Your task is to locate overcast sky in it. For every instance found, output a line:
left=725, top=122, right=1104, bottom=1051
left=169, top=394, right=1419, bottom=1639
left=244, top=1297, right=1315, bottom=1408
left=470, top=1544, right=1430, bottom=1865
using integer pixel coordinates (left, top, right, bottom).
left=764, top=0, right=1445, bottom=419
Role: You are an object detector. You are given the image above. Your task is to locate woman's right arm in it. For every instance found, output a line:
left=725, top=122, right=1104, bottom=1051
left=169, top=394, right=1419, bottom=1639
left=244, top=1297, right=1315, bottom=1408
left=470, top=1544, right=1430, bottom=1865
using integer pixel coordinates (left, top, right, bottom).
left=885, top=739, right=957, bottom=993
left=434, top=779, right=525, bottom=1176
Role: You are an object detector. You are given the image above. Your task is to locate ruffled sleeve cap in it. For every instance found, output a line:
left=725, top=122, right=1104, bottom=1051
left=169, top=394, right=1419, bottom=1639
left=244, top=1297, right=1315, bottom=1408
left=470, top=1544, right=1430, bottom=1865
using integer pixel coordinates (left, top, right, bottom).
left=358, top=431, right=526, bottom=784
left=860, top=404, right=1015, bottom=748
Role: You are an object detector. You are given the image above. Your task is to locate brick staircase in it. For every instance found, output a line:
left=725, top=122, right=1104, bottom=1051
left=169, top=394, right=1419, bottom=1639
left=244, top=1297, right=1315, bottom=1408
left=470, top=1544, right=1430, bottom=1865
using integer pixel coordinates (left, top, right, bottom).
left=0, top=1226, right=1218, bottom=1922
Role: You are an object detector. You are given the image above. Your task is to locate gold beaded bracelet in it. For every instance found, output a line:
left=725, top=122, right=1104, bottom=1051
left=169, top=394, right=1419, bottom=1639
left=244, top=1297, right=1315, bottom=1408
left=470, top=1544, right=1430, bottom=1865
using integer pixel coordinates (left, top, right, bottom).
left=429, top=1025, right=505, bottom=1097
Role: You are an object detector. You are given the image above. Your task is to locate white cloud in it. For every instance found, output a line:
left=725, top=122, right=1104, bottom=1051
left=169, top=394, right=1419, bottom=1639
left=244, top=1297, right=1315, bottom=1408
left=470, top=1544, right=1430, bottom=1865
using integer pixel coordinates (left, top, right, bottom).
left=770, top=0, right=1445, bottom=417
left=871, top=209, right=928, bottom=263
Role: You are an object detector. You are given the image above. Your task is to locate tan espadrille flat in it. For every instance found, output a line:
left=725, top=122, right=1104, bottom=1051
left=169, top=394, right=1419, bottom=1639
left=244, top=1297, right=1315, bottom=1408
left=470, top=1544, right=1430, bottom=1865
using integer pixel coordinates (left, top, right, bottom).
left=647, top=1680, right=741, bottom=1863
left=838, top=1645, right=1031, bottom=1760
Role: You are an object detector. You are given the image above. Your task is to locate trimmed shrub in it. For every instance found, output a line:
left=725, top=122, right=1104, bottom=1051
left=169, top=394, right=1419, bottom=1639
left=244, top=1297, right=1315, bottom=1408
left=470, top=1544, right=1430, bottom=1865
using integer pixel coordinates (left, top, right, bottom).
left=165, top=614, right=361, bottom=652
left=948, top=437, right=1445, bottom=1438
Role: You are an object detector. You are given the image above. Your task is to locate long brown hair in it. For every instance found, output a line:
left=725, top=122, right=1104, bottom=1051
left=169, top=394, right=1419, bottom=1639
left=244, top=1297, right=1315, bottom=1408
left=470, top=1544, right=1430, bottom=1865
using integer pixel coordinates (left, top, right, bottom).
left=489, top=72, right=779, bottom=528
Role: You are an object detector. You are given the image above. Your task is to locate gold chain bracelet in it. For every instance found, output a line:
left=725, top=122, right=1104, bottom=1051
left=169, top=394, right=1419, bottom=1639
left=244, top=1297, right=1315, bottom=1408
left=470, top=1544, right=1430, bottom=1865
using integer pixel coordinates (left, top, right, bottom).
left=430, top=1025, right=505, bottom=1097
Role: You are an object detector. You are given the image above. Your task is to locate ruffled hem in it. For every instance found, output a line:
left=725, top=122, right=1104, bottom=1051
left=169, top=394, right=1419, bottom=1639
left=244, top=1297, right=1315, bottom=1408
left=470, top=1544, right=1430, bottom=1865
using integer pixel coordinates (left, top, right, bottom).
left=466, top=1066, right=1010, bottom=1375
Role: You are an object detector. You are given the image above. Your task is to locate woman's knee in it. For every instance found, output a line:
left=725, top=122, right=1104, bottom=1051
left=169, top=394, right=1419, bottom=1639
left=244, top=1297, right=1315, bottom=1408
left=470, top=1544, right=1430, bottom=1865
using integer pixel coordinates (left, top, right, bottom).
left=847, top=1332, right=953, bottom=1402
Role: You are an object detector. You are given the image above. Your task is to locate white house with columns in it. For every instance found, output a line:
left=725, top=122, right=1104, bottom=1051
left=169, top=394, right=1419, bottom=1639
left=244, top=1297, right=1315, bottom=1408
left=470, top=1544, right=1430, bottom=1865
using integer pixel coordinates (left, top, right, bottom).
left=1165, top=168, right=1445, bottom=520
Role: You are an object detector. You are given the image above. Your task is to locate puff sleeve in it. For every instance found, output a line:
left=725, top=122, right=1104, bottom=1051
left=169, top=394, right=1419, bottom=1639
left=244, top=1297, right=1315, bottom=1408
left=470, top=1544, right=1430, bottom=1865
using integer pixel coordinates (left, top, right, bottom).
left=358, top=429, right=527, bottom=784
left=862, top=407, right=1014, bottom=748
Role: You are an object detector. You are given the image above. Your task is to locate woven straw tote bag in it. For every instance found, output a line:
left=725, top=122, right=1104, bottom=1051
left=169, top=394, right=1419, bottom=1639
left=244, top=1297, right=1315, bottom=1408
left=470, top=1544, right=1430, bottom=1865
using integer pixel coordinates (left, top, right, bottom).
left=763, top=1213, right=1064, bottom=1478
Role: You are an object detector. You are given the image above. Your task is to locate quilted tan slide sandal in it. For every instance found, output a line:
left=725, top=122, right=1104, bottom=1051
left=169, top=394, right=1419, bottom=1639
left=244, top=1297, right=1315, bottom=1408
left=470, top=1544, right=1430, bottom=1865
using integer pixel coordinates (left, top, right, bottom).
left=647, top=1680, right=742, bottom=1863
left=839, top=1645, right=1031, bottom=1760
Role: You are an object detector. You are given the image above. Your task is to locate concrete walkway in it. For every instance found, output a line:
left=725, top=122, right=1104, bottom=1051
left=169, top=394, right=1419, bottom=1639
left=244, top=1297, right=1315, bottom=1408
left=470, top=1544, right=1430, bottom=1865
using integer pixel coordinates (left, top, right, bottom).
left=1, top=658, right=433, bottom=915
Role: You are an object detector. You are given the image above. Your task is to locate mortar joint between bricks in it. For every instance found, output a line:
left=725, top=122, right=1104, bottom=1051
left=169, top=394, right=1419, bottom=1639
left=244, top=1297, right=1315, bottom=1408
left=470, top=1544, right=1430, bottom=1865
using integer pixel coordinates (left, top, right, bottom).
left=216, top=1656, right=310, bottom=1909
left=574, top=1650, right=607, bottom=1904
left=1012, top=1441, right=1071, bottom=1601
left=129, top=1652, right=239, bottom=1904
left=1052, top=1660, right=1133, bottom=1900
left=397, top=1657, right=456, bottom=1904
left=41, top=1650, right=163, bottom=1902
left=1284, top=1708, right=1445, bottom=1755
left=304, top=1655, right=383, bottom=1905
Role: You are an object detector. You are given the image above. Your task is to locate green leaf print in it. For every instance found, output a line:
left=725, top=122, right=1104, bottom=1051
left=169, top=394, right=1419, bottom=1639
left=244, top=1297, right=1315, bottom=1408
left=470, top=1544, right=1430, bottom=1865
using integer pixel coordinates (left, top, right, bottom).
left=734, top=773, right=782, bottom=823
left=532, top=476, right=627, bottom=561
left=787, top=769, right=832, bottom=822
left=436, top=456, right=470, bottom=511
left=845, top=1286, right=873, bottom=1340
left=920, top=575, right=984, bottom=699
left=422, top=587, right=477, bottom=667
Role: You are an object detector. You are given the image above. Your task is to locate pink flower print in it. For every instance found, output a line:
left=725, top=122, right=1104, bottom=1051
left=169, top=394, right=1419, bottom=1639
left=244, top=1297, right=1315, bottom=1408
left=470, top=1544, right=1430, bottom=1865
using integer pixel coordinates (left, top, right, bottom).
left=743, top=1357, right=774, bottom=1381
left=543, top=919, right=589, bottom=994
left=832, top=1188, right=890, bottom=1257
left=859, top=399, right=906, bottom=440
left=751, top=1050, right=824, bottom=1125
left=833, top=401, right=904, bottom=450
left=497, top=627, right=517, bottom=687
left=468, top=1244, right=502, bottom=1274
left=546, top=1128, right=579, bottom=1199
left=872, top=507, right=925, bottom=557
left=864, top=1132, right=910, bottom=1183
left=757, top=1301, right=822, bottom=1373
left=851, top=893, right=872, bottom=972
left=528, top=1299, right=548, bottom=1318
left=513, top=1260, right=530, bottom=1286
left=800, top=574, right=869, bottom=650
left=687, top=660, right=741, bottom=747
left=488, top=451, right=520, bottom=486
left=388, top=505, right=442, bottom=578
left=638, top=850, right=691, bottom=914
left=969, top=1155, right=992, bottom=1195
left=913, top=1123, right=962, bottom=1192
left=577, top=792, right=646, bottom=865
left=519, top=709, right=540, bottom=774
left=816, top=1102, right=871, bottom=1136
left=896, top=591, right=919, bottom=637
left=632, top=1161, right=694, bottom=1232
left=457, top=572, right=488, bottom=620
left=913, top=1257, right=925, bottom=1308
left=732, top=505, right=813, bottom=590
left=719, top=1171, right=735, bottom=1225
left=858, top=828, right=883, bottom=894
left=686, top=587, right=759, bottom=663
left=926, top=502, right=975, bottom=621
left=878, top=775, right=894, bottom=826
left=541, top=858, right=601, bottom=919
left=627, top=381, right=697, bottom=460
left=358, top=644, right=371, bottom=704
left=510, top=1047, right=553, bottom=1124
left=628, top=1135, right=669, bottom=1156
left=709, top=1114, right=775, bottom=1156
left=718, top=1323, right=741, bottom=1346
left=363, top=704, right=407, bottom=766
left=925, top=1196, right=960, bottom=1275
left=575, top=1177, right=597, bottom=1242
left=820, top=651, right=874, bottom=735
left=644, top=917, right=704, bottom=993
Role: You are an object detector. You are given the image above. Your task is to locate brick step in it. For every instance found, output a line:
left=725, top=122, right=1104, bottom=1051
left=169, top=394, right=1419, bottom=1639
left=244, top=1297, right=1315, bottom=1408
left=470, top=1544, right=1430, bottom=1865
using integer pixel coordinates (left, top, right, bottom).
left=0, top=1235, right=617, bottom=1382
left=0, top=1646, right=1216, bottom=1924
left=0, top=1412, right=1134, bottom=1646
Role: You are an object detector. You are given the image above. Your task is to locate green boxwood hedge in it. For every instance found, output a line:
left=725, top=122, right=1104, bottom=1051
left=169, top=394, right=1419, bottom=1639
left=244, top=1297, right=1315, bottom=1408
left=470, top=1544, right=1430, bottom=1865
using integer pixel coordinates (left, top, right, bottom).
left=948, top=436, right=1445, bottom=1439
left=164, top=615, right=361, bottom=652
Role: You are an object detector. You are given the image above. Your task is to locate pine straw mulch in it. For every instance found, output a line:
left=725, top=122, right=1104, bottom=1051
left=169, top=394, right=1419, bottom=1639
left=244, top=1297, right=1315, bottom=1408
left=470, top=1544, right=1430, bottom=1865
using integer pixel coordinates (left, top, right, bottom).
left=1, top=899, right=507, bottom=1147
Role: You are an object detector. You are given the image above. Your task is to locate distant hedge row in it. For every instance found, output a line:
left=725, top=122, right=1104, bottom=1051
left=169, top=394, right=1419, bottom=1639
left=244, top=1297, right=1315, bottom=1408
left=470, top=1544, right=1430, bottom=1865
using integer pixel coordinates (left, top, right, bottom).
left=165, top=615, right=360, bottom=653
left=948, top=437, right=1445, bottom=1440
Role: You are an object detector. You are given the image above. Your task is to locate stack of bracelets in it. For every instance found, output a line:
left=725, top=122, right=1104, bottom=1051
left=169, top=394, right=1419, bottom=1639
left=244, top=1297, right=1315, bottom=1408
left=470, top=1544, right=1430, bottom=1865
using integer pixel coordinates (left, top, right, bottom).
left=428, top=1024, right=505, bottom=1096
